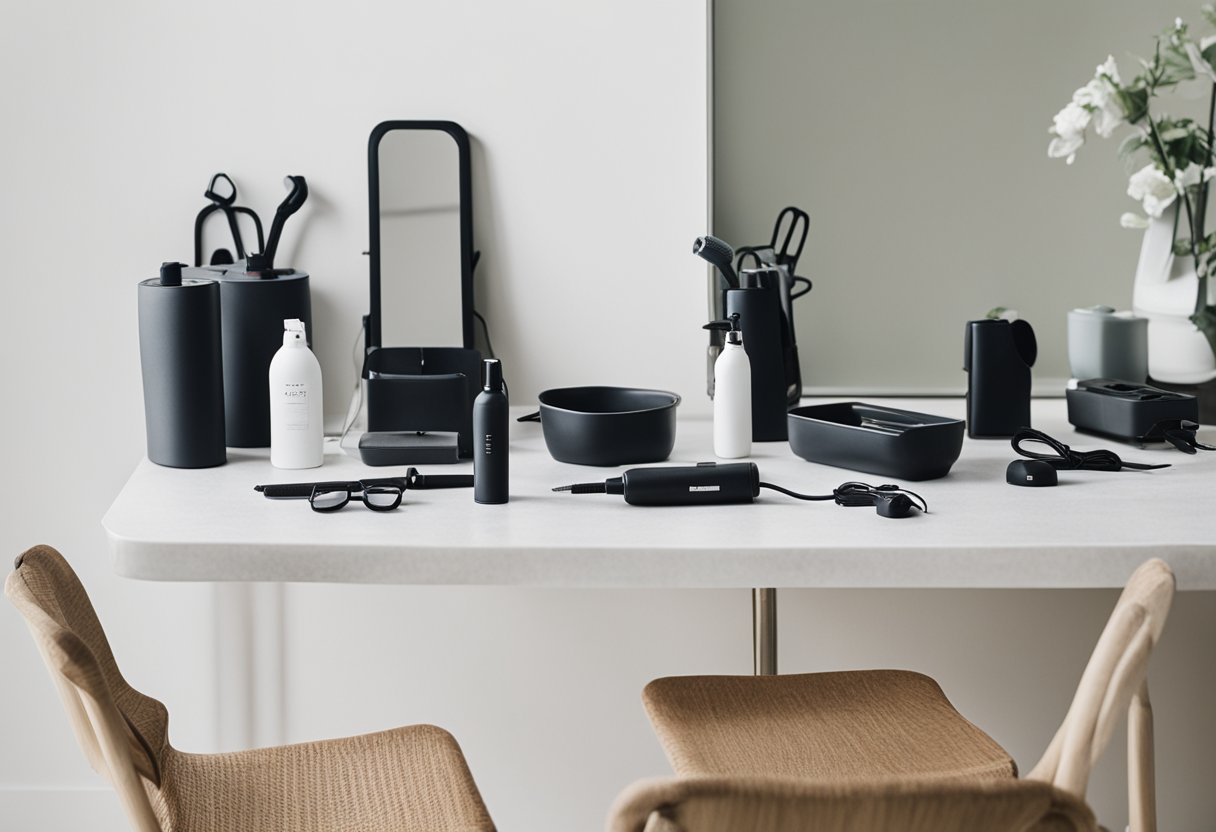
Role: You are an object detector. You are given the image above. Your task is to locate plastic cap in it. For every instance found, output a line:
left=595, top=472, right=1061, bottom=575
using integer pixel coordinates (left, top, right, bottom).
left=282, top=318, right=307, bottom=346
left=159, top=261, right=184, bottom=287
left=482, top=358, right=503, bottom=391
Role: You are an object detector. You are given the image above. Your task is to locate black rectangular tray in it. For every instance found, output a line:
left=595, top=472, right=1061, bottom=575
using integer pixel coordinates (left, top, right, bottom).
left=787, top=402, right=964, bottom=481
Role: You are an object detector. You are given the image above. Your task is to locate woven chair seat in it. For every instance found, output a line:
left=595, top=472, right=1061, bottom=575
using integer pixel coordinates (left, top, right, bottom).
left=150, top=725, right=493, bottom=832
left=643, top=669, right=1015, bottom=783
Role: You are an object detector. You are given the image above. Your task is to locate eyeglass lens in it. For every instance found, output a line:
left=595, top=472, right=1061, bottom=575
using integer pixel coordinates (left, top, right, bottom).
left=309, top=485, right=403, bottom=512
left=310, top=487, right=351, bottom=512
left=363, top=486, right=402, bottom=511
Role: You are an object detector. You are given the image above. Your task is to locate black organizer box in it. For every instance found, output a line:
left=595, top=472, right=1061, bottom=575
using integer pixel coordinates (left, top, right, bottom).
left=363, top=346, right=482, bottom=458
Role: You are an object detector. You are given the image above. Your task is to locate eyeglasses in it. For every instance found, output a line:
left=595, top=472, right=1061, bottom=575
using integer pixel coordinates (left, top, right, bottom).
left=309, top=482, right=403, bottom=513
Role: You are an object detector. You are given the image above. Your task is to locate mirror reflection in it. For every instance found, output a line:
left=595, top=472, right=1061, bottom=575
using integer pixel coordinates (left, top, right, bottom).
left=372, top=125, right=469, bottom=348
left=714, top=1, right=1165, bottom=391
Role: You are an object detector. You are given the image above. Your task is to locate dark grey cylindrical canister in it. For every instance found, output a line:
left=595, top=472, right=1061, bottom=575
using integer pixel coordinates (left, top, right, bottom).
left=726, top=270, right=788, bottom=442
left=209, top=268, right=311, bottom=448
left=138, top=264, right=226, bottom=468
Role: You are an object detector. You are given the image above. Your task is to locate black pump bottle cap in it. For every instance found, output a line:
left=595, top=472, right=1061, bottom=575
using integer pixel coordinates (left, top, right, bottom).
left=703, top=313, right=743, bottom=345
left=482, top=358, right=503, bottom=392
left=159, top=261, right=184, bottom=287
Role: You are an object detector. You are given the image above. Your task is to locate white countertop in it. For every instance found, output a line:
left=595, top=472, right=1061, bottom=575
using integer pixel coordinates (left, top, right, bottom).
left=104, top=399, right=1216, bottom=589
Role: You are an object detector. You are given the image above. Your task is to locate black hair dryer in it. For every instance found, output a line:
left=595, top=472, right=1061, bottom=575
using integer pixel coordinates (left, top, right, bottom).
left=964, top=318, right=1037, bottom=438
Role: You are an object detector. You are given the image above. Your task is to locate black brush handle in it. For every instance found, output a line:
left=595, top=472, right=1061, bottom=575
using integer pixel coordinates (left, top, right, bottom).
left=411, top=473, right=473, bottom=489
left=693, top=235, right=739, bottom=289
left=259, top=175, right=309, bottom=269
left=256, top=480, right=358, bottom=499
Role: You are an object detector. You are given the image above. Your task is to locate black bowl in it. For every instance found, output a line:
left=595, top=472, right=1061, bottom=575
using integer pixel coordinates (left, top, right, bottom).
left=535, top=386, right=681, bottom=466
left=787, top=402, right=964, bottom=481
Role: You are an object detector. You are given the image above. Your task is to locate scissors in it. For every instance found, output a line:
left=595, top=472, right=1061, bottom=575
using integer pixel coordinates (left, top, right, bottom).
left=735, top=206, right=812, bottom=299
left=192, top=172, right=266, bottom=266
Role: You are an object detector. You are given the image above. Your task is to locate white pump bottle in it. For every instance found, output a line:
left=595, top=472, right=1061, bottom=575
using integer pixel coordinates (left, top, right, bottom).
left=269, top=318, right=323, bottom=469
left=711, top=314, right=751, bottom=458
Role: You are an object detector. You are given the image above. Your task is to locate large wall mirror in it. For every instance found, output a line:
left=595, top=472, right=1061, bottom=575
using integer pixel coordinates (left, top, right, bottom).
left=714, top=1, right=1167, bottom=392
left=368, top=120, right=474, bottom=349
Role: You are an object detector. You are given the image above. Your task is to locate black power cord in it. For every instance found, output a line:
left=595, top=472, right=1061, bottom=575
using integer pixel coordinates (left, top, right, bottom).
left=1011, top=428, right=1170, bottom=471
left=759, top=481, right=928, bottom=515
left=1159, top=420, right=1216, bottom=454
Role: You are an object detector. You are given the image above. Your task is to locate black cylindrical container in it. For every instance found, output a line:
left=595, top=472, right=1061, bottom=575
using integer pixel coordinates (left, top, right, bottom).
left=196, top=267, right=311, bottom=447
left=138, top=263, right=226, bottom=468
left=964, top=319, right=1037, bottom=438
left=726, top=270, right=788, bottom=441
left=473, top=358, right=509, bottom=504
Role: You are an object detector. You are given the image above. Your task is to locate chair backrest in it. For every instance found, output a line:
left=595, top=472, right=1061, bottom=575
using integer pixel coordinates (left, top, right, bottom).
left=6, top=545, right=168, bottom=832
left=606, top=775, right=1096, bottom=832
left=1026, top=557, right=1174, bottom=831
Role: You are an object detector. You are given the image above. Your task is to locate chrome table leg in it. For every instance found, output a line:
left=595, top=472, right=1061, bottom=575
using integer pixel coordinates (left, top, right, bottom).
left=753, top=587, right=777, bottom=675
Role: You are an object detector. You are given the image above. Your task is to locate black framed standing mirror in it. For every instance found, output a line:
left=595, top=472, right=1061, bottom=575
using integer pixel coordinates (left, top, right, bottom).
left=368, top=120, right=474, bottom=349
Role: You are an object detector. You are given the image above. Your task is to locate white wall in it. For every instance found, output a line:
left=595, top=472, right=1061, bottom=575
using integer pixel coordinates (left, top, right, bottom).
left=2, top=3, right=1214, bottom=832
left=0, top=1, right=707, bottom=830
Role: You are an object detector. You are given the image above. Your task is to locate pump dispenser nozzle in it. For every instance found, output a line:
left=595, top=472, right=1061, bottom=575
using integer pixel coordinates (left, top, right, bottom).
left=703, top=313, right=743, bottom=345
left=282, top=318, right=307, bottom=346
left=482, top=358, right=504, bottom=392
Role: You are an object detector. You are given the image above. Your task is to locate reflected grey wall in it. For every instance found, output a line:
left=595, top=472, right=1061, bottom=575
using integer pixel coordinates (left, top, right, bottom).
left=714, top=0, right=1178, bottom=391
left=378, top=129, right=464, bottom=347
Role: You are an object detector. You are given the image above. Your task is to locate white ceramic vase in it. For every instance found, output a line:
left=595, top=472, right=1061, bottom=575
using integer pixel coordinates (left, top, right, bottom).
left=1131, top=203, right=1216, bottom=384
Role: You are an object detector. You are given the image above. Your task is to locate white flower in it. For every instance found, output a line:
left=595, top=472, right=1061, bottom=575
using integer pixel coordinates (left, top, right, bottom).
left=1173, top=161, right=1215, bottom=190
left=1048, top=102, right=1091, bottom=163
left=1120, top=212, right=1151, bottom=229
left=1073, top=56, right=1124, bottom=138
left=1184, top=35, right=1216, bottom=82
left=1127, top=165, right=1178, bottom=218
left=1095, top=55, right=1121, bottom=85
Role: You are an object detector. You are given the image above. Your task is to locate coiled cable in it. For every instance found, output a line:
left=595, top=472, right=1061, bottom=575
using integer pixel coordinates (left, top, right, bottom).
left=759, top=481, right=928, bottom=512
left=1011, top=427, right=1170, bottom=471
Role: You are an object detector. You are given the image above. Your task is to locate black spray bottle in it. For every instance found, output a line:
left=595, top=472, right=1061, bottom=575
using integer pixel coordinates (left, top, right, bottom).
left=473, top=358, right=509, bottom=503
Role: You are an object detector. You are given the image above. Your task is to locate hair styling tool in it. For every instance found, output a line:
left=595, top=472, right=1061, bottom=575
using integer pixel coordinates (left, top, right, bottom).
left=693, top=235, right=740, bottom=399
left=693, top=235, right=740, bottom=293
left=246, top=175, right=308, bottom=274
left=1009, top=428, right=1171, bottom=472
left=552, top=462, right=926, bottom=517
left=255, top=468, right=473, bottom=499
left=193, top=172, right=265, bottom=266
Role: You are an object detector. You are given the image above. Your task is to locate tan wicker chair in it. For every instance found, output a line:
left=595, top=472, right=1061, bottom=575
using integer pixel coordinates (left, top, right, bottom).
left=5, top=544, right=497, bottom=832
left=632, top=558, right=1175, bottom=832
